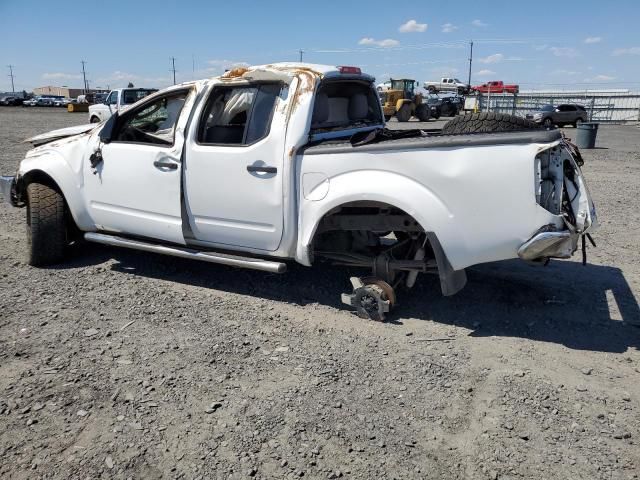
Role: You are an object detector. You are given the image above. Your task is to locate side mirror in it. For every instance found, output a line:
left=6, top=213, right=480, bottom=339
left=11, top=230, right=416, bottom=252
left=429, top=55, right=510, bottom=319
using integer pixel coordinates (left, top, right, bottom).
left=99, top=112, right=118, bottom=144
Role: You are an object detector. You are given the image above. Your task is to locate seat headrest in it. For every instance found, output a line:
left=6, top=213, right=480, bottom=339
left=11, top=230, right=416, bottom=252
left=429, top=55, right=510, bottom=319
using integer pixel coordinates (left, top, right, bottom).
left=348, top=93, right=369, bottom=120
left=312, top=92, right=329, bottom=125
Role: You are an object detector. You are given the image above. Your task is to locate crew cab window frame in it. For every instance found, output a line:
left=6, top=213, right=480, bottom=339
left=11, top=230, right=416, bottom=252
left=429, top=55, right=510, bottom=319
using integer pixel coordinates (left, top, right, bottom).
left=109, top=88, right=192, bottom=149
left=195, top=82, right=282, bottom=148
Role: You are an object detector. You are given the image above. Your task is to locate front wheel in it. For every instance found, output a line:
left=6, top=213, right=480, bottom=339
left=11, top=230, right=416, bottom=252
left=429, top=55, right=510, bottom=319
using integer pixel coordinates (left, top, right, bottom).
left=543, top=117, right=554, bottom=128
left=26, top=183, right=68, bottom=266
left=395, top=104, right=412, bottom=122
left=574, top=118, right=583, bottom=128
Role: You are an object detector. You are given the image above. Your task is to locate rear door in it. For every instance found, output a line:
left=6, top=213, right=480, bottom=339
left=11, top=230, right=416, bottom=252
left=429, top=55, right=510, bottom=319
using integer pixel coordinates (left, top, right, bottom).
left=183, top=82, right=287, bottom=251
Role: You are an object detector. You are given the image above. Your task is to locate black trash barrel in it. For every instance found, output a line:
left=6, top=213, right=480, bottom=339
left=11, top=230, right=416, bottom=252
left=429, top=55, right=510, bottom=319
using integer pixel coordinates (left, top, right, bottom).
left=575, top=122, right=599, bottom=149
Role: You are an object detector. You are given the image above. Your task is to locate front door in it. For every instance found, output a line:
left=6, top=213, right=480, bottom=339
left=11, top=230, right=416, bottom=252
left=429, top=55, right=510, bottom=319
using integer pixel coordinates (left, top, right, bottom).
left=83, top=88, right=193, bottom=244
left=184, top=82, right=286, bottom=251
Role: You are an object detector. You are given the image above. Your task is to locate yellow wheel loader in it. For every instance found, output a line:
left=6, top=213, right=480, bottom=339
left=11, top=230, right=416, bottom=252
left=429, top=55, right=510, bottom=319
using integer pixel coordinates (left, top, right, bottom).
left=381, top=79, right=431, bottom=122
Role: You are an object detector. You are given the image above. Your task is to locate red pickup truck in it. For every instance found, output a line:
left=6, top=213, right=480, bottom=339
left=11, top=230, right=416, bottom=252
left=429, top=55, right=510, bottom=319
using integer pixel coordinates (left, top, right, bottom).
left=473, top=81, right=519, bottom=94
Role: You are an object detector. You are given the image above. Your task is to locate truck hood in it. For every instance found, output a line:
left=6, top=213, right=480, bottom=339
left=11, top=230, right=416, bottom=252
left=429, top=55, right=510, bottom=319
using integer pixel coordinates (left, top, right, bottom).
left=23, top=124, right=97, bottom=146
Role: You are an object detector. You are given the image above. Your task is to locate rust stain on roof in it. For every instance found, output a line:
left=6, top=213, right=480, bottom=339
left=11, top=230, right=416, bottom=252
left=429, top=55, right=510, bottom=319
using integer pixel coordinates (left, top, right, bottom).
left=221, top=67, right=250, bottom=79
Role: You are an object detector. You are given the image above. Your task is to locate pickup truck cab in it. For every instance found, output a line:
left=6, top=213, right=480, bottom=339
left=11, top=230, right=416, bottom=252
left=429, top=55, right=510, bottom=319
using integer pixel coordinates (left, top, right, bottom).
left=1, top=63, right=597, bottom=321
left=88, top=87, right=157, bottom=123
left=424, top=78, right=469, bottom=94
left=473, top=81, right=519, bottom=94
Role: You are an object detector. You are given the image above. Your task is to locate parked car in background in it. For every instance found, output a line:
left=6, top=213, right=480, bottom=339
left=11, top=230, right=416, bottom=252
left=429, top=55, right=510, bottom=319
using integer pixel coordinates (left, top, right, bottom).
left=424, top=78, right=470, bottom=95
left=426, top=95, right=463, bottom=117
left=526, top=104, right=588, bottom=128
left=0, top=96, right=24, bottom=106
left=23, top=97, right=54, bottom=107
left=472, top=81, right=519, bottom=94
left=53, top=98, right=72, bottom=107
left=88, top=87, right=158, bottom=123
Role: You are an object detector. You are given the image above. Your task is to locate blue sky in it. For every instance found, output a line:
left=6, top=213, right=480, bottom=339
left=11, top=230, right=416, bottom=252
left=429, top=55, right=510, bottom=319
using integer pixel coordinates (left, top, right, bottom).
left=1, top=0, right=639, bottom=92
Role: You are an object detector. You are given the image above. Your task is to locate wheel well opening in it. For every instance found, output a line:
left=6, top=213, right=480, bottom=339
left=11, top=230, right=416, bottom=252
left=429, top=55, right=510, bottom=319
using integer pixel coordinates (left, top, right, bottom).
left=20, top=170, right=80, bottom=237
left=311, top=200, right=432, bottom=264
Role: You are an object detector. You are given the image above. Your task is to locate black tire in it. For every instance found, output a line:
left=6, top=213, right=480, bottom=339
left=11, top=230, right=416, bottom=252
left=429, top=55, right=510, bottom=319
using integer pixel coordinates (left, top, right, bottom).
left=543, top=117, right=554, bottom=128
left=396, top=104, right=412, bottom=122
left=441, top=112, right=540, bottom=135
left=574, top=118, right=583, bottom=128
left=90, top=116, right=100, bottom=123
left=415, top=104, right=431, bottom=122
left=427, top=86, right=436, bottom=94
left=26, top=182, right=67, bottom=266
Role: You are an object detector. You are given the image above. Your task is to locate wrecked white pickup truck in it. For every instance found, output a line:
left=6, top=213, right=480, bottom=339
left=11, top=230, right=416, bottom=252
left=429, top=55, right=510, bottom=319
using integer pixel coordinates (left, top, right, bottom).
left=0, top=63, right=597, bottom=320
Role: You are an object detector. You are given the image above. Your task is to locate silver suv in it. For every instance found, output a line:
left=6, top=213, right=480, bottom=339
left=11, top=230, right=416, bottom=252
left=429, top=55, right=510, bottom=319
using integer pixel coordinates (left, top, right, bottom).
left=527, top=104, right=588, bottom=128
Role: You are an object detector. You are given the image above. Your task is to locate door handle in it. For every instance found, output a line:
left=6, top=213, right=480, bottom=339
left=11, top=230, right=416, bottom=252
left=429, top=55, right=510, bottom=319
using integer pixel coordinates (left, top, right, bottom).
left=247, top=165, right=277, bottom=174
left=153, top=159, right=178, bottom=170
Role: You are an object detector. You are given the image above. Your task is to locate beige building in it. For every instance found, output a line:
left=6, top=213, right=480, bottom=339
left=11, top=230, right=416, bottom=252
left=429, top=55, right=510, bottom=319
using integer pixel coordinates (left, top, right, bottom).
left=32, top=86, right=105, bottom=98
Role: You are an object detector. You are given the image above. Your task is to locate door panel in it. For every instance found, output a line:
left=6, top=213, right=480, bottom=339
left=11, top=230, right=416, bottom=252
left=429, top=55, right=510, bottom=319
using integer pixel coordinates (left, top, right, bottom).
left=83, top=88, right=193, bottom=244
left=184, top=83, right=287, bottom=251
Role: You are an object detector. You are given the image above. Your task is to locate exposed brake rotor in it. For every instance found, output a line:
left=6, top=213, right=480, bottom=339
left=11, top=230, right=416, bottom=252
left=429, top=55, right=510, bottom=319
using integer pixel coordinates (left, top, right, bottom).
left=341, top=277, right=396, bottom=321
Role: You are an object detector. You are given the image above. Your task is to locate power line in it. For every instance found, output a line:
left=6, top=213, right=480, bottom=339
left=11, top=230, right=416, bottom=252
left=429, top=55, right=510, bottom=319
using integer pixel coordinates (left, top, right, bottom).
left=7, top=65, right=15, bottom=92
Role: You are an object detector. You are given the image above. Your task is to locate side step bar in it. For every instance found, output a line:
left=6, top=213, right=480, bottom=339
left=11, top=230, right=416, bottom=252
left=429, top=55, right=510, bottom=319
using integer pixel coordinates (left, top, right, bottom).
left=84, top=232, right=287, bottom=274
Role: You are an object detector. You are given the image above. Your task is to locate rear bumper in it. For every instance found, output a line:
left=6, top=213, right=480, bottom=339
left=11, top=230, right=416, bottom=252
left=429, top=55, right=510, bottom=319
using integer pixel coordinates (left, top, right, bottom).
left=0, top=176, right=18, bottom=207
left=517, top=230, right=576, bottom=261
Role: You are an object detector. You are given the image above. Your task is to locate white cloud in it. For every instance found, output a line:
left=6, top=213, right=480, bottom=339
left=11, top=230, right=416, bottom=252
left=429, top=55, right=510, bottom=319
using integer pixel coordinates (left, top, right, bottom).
left=589, top=74, right=616, bottom=81
left=42, top=72, right=82, bottom=81
left=584, top=36, right=602, bottom=44
left=399, top=19, right=427, bottom=33
left=471, top=19, right=488, bottom=27
left=441, top=23, right=457, bottom=33
left=552, top=69, right=581, bottom=76
left=550, top=47, right=580, bottom=58
left=476, top=69, right=495, bottom=76
left=478, top=53, right=504, bottom=64
left=533, top=44, right=548, bottom=51
left=359, top=37, right=400, bottom=47
left=612, top=47, right=640, bottom=56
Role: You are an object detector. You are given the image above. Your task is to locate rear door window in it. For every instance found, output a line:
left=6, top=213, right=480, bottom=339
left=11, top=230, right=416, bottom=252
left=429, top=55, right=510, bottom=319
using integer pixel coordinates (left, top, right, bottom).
left=198, top=84, right=280, bottom=145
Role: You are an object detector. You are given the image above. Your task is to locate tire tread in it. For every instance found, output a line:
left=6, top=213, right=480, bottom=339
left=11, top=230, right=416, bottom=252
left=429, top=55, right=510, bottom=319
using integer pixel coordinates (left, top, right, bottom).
left=442, top=112, right=540, bottom=135
left=27, top=183, right=66, bottom=266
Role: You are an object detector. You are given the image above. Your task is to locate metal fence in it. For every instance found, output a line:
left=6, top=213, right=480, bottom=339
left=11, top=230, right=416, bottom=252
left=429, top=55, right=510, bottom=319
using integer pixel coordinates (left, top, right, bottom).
left=477, top=91, right=640, bottom=123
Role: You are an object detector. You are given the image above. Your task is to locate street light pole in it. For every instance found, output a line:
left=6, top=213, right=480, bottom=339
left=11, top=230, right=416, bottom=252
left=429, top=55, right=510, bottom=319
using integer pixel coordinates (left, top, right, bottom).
left=81, top=60, right=88, bottom=94
left=467, top=40, right=473, bottom=87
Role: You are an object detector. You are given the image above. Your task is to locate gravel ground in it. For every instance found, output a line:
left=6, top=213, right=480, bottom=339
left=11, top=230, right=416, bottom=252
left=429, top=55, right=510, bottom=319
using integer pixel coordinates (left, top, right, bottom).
left=1, top=107, right=639, bottom=480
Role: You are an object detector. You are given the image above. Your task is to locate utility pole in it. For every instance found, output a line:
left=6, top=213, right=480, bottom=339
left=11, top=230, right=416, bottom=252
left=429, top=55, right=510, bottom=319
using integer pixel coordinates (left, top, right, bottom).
left=467, top=40, right=473, bottom=87
left=171, top=57, right=177, bottom=85
left=81, top=60, right=88, bottom=94
left=7, top=65, right=15, bottom=92
left=299, top=49, right=304, bottom=62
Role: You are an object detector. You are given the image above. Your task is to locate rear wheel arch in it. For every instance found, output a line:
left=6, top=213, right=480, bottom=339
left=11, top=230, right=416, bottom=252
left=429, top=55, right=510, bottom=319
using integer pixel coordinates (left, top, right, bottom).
left=296, top=175, right=457, bottom=268
left=304, top=200, right=466, bottom=296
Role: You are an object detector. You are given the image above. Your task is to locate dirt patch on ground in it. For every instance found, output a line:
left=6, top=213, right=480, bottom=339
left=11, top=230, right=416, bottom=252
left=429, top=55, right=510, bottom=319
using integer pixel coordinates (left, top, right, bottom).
left=1, top=108, right=639, bottom=479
